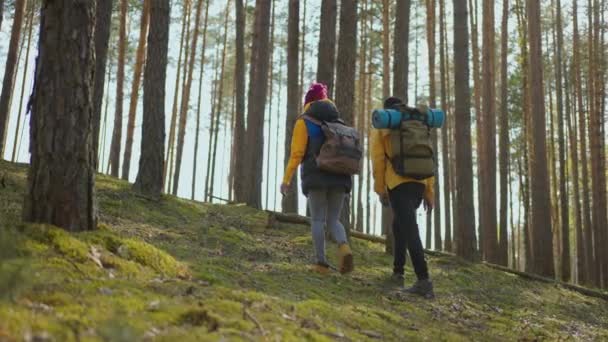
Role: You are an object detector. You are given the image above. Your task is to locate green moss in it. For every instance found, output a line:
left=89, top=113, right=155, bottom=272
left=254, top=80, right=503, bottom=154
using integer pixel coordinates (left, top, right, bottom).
left=1, top=160, right=607, bottom=341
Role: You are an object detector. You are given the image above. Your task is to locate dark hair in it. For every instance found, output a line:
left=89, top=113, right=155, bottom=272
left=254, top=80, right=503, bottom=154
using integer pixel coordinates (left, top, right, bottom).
left=383, top=97, right=403, bottom=109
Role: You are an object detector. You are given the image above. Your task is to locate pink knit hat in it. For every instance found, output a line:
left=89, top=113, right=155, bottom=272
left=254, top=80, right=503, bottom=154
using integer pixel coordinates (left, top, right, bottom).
left=304, top=83, right=328, bottom=106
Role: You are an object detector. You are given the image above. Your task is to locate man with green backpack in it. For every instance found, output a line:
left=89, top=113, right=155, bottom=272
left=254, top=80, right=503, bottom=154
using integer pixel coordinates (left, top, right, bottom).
left=370, top=97, right=438, bottom=299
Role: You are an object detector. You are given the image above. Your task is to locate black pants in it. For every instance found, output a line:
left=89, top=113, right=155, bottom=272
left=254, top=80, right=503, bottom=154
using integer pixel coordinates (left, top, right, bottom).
left=388, top=182, right=429, bottom=280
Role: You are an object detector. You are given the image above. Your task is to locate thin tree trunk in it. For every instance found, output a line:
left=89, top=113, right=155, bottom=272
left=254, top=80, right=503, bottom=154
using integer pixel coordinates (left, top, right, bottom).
left=453, top=0, right=477, bottom=261
left=0, top=0, right=4, bottom=31
left=24, top=0, right=97, bottom=231
left=108, top=0, right=128, bottom=177
left=572, top=0, right=592, bottom=285
left=273, top=53, right=285, bottom=210
left=381, top=0, right=394, bottom=253
left=527, top=0, right=555, bottom=278
left=497, top=0, right=510, bottom=267
left=100, top=51, right=114, bottom=173
left=0, top=0, right=27, bottom=157
left=173, top=0, right=205, bottom=195
left=233, top=0, right=248, bottom=203
left=92, top=0, right=114, bottom=168
left=208, top=0, right=232, bottom=203
left=480, top=0, right=498, bottom=263
left=11, top=5, right=34, bottom=163
left=335, top=0, right=358, bottom=233
left=281, top=0, right=300, bottom=213
left=242, top=0, right=272, bottom=208
left=164, top=0, right=191, bottom=192
left=133, top=0, right=170, bottom=199
left=191, top=0, right=211, bottom=201
left=393, top=0, right=411, bottom=102
left=265, top=0, right=276, bottom=210
left=205, top=47, right=221, bottom=202
left=439, top=0, right=451, bottom=252
left=122, top=0, right=151, bottom=180
left=299, top=0, right=307, bottom=108
left=425, top=0, right=441, bottom=251
left=317, top=0, right=337, bottom=96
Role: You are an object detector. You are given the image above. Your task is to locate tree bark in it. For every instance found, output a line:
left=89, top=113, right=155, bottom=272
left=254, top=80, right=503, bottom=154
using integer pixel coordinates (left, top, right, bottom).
left=393, top=0, right=411, bottom=102
left=498, top=0, right=510, bottom=267
left=191, top=0, right=211, bottom=201
left=335, top=0, right=358, bottom=232
left=108, top=0, right=128, bottom=177
left=122, top=0, right=151, bottom=180
left=439, top=0, right=451, bottom=252
left=480, top=0, right=498, bottom=263
left=453, top=0, right=477, bottom=261
left=0, top=0, right=27, bottom=157
left=133, top=0, right=170, bottom=199
left=526, top=0, right=555, bottom=278
left=24, top=0, right=97, bottom=232
left=243, top=0, right=272, bottom=208
left=281, top=0, right=300, bottom=213
left=92, top=0, right=114, bottom=168
left=233, top=0, right=248, bottom=203
left=316, top=0, right=337, bottom=96
left=172, top=0, right=205, bottom=195
left=381, top=0, right=394, bottom=253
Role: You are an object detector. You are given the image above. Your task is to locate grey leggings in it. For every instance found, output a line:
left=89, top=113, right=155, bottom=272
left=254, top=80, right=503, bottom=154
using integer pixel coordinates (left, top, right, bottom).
left=308, top=188, right=348, bottom=264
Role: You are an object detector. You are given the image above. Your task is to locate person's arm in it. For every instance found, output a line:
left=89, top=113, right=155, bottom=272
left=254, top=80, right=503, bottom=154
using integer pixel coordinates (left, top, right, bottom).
left=282, top=119, right=308, bottom=185
left=370, top=129, right=387, bottom=196
left=424, top=176, right=435, bottom=206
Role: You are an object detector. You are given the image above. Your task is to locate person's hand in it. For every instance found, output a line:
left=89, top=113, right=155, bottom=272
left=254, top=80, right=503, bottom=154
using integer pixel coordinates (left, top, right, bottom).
left=379, top=193, right=390, bottom=207
left=423, top=195, right=434, bottom=212
left=280, top=183, right=290, bottom=196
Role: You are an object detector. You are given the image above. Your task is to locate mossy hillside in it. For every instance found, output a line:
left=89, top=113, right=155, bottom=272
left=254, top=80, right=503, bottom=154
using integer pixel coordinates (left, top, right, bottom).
left=0, top=160, right=607, bottom=341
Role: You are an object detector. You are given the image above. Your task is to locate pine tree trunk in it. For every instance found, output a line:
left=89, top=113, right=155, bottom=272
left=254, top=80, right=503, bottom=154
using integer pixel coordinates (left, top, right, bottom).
left=108, top=0, right=128, bottom=177
left=393, top=0, right=411, bottom=102
left=480, top=0, right=498, bottom=263
left=191, top=0, right=211, bottom=201
left=453, top=0, right=477, bottom=261
left=498, top=0, right=510, bottom=266
left=281, top=0, right=300, bottom=213
left=92, top=0, right=114, bottom=168
left=233, top=0, right=248, bottom=203
left=0, top=0, right=4, bottom=32
left=265, top=0, right=276, bottom=210
left=526, top=0, right=555, bottom=278
left=100, top=51, right=115, bottom=172
left=204, top=48, right=220, bottom=202
left=381, top=0, right=394, bottom=253
left=164, top=1, right=190, bottom=191
left=133, top=0, right=170, bottom=199
left=122, top=0, right=151, bottom=180
left=425, top=0, right=441, bottom=251
left=0, top=0, right=27, bottom=157
left=172, top=0, right=205, bottom=195
left=243, top=0, right=272, bottom=208
left=316, top=0, right=337, bottom=96
left=439, top=0, right=451, bottom=252
left=24, top=0, right=97, bottom=231
left=335, top=0, right=358, bottom=233
left=551, top=0, right=570, bottom=282
left=208, top=0, right=232, bottom=203
left=11, top=5, right=34, bottom=163
left=572, top=0, right=592, bottom=285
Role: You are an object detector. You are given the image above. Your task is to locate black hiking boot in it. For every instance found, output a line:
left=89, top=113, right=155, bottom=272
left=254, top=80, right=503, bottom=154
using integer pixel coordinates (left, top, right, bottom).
left=405, top=279, right=435, bottom=299
left=385, top=273, right=405, bottom=288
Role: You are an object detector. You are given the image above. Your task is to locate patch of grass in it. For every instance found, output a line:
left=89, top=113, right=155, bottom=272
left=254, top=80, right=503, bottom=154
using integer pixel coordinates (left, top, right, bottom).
left=1, top=160, right=607, bottom=341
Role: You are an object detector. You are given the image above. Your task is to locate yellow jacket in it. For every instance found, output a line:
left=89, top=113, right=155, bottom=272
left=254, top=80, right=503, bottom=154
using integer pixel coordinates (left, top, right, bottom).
left=370, top=128, right=434, bottom=200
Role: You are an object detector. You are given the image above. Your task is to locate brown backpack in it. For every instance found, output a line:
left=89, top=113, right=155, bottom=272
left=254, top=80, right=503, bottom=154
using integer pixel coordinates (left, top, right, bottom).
left=301, top=115, right=362, bottom=176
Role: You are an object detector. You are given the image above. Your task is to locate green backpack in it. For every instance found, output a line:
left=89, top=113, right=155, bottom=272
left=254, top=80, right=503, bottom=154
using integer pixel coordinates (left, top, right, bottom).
left=387, top=105, right=436, bottom=180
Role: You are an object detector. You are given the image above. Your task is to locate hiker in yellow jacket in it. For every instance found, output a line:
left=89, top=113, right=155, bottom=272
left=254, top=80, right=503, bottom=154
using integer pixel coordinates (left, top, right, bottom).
left=370, top=97, right=435, bottom=298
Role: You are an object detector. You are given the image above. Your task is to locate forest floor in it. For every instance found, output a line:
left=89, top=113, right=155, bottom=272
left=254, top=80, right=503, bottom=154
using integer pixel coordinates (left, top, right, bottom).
left=0, top=160, right=607, bottom=342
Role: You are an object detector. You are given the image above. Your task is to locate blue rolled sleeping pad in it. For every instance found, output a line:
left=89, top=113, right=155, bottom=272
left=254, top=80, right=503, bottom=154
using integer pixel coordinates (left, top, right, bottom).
left=372, top=107, right=445, bottom=129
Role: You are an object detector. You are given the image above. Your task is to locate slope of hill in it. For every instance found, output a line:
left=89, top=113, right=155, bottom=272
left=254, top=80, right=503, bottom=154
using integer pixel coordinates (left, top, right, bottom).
left=1, top=161, right=607, bottom=341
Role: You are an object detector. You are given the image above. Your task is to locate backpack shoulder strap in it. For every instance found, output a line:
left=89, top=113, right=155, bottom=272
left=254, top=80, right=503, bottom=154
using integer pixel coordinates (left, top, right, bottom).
left=299, top=114, right=324, bottom=126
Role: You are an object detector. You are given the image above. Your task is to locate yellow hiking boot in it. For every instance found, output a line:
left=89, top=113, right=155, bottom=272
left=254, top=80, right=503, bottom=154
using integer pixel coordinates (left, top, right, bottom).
left=338, top=244, right=354, bottom=274
left=311, top=262, right=331, bottom=275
